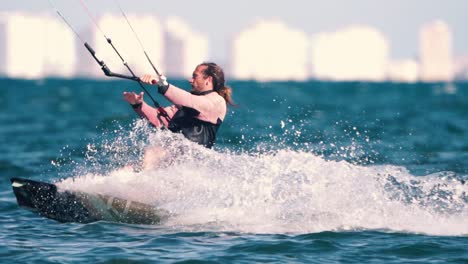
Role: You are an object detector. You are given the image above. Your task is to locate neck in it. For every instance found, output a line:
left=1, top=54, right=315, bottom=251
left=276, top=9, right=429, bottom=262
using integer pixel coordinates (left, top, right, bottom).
left=200, top=85, right=213, bottom=92
left=193, top=86, right=213, bottom=93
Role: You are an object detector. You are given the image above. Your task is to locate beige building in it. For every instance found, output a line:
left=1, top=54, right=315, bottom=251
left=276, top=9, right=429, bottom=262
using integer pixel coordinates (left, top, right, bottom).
left=76, top=13, right=164, bottom=79
left=164, top=16, right=208, bottom=78
left=419, top=20, right=453, bottom=82
left=230, top=19, right=309, bottom=81
left=0, top=12, right=76, bottom=79
left=454, top=56, right=468, bottom=80
left=387, top=59, right=419, bottom=83
left=311, top=25, right=389, bottom=81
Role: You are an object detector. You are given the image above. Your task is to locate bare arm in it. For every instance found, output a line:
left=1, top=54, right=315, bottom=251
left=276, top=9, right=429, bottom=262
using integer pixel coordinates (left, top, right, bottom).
left=123, top=91, right=177, bottom=128
left=138, top=74, right=226, bottom=124
left=164, top=85, right=216, bottom=113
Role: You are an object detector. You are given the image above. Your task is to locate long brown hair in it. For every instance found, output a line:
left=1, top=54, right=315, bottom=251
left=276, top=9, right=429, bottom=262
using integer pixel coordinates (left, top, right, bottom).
left=199, top=62, right=236, bottom=106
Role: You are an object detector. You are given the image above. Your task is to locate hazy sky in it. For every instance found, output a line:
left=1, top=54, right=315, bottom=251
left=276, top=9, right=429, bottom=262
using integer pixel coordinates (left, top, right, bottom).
left=2, top=0, right=467, bottom=63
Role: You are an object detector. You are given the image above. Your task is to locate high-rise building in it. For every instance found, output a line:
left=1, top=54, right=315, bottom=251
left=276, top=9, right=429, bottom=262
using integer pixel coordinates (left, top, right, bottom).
left=164, top=16, right=208, bottom=78
left=387, top=59, right=419, bottom=83
left=230, top=19, right=309, bottom=81
left=76, top=13, right=164, bottom=79
left=311, top=25, right=389, bottom=81
left=419, top=20, right=453, bottom=82
left=454, top=56, right=468, bottom=80
left=0, top=12, right=75, bottom=79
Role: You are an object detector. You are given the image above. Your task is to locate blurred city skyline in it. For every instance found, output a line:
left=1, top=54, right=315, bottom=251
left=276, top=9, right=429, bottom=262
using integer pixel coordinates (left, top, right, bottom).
left=0, top=1, right=467, bottom=81
left=2, top=0, right=467, bottom=62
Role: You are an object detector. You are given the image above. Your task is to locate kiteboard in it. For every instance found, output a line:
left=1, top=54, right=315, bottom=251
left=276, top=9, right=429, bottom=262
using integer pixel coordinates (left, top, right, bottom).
left=10, top=177, right=168, bottom=225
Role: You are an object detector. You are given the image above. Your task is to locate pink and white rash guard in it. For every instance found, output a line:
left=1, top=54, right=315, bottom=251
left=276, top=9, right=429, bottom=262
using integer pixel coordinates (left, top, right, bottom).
left=132, top=84, right=227, bottom=148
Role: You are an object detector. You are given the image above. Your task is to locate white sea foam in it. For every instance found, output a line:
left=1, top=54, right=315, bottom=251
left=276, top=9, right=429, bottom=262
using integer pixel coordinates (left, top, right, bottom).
left=57, top=121, right=468, bottom=236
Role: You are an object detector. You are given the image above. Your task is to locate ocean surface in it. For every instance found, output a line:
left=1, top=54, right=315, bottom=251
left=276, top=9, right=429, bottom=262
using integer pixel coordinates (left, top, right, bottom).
left=1, top=78, right=467, bottom=263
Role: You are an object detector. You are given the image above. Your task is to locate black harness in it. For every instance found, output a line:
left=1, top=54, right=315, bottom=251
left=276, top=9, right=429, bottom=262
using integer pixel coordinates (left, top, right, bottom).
left=167, top=90, right=222, bottom=148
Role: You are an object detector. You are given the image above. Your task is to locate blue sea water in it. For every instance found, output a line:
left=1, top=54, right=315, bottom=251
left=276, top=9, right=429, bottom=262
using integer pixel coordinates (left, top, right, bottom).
left=1, top=78, right=467, bottom=263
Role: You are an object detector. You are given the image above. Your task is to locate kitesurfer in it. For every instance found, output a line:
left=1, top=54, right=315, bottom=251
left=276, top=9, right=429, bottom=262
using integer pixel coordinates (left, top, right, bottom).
left=124, top=62, right=234, bottom=148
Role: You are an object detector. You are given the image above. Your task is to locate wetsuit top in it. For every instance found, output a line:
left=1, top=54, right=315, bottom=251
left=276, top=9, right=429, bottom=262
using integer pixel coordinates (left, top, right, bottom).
left=132, top=85, right=227, bottom=148
left=167, top=90, right=222, bottom=148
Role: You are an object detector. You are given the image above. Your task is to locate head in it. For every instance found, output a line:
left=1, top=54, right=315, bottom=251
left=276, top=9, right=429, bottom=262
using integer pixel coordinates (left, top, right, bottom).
left=189, top=62, right=236, bottom=106
left=189, top=64, right=212, bottom=93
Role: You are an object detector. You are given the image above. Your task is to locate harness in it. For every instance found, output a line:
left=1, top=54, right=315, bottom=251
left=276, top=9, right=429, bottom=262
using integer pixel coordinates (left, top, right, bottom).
left=167, top=90, right=222, bottom=148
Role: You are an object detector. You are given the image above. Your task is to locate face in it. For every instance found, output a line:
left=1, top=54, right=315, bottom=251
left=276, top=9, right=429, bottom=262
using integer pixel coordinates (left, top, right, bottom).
left=189, top=65, right=211, bottom=92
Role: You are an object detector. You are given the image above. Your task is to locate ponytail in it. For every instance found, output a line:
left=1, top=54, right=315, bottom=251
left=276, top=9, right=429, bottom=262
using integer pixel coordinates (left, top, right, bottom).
left=217, top=86, right=235, bottom=106
left=200, top=62, right=236, bottom=106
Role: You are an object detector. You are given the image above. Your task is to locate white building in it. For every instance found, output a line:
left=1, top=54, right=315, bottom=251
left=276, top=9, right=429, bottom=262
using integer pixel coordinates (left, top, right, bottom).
left=164, top=16, right=208, bottom=78
left=76, top=13, right=164, bottom=79
left=0, top=12, right=75, bottom=79
left=454, top=56, right=468, bottom=80
left=311, top=25, right=389, bottom=81
left=419, top=20, right=453, bottom=82
left=387, top=59, right=419, bottom=83
left=230, top=19, right=309, bottom=81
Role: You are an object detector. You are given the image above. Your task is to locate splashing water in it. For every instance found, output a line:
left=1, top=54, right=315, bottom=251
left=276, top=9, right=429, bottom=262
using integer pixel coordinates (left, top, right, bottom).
left=57, top=121, right=468, bottom=236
